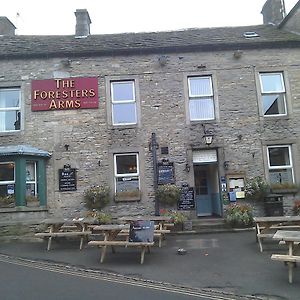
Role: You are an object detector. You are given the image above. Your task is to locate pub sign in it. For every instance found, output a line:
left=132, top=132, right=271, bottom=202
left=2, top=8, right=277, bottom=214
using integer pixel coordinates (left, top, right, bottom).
left=31, top=77, right=98, bottom=111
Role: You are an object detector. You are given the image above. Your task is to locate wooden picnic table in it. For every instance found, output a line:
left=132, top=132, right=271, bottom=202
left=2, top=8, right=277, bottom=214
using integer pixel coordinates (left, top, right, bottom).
left=88, top=223, right=154, bottom=264
left=35, top=217, right=95, bottom=250
left=271, top=230, right=300, bottom=283
left=119, top=215, right=173, bottom=230
left=253, top=216, right=300, bottom=252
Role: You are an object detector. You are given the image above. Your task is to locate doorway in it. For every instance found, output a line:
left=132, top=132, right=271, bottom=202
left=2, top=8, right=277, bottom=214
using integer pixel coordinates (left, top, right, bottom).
left=194, top=164, right=222, bottom=217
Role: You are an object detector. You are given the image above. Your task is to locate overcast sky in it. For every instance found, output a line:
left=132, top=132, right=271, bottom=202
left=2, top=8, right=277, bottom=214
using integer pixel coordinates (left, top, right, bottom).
left=1, top=0, right=298, bottom=35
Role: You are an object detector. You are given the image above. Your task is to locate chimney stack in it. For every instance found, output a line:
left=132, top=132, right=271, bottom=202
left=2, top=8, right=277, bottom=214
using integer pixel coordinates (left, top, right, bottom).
left=0, top=17, right=16, bottom=35
left=261, top=0, right=286, bottom=25
left=74, top=9, right=91, bottom=37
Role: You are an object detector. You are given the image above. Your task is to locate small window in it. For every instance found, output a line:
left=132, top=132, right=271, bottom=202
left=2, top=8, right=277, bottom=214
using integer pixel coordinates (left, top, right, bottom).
left=111, top=81, right=137, bottom=125
left=26, top=161, right=37, bottom=197
left=114, top=153, right=140, bottom=200
left=0, top=88, right=21, bottom=132
left=188, top=76, right=215, bottom=121
left=259, top=73, right=287, bottom=116
left=267, top=145, right=294, bottom=184
left=243, top=31, right=260, bottom=38
left=0, top=162, right=15, bottom=207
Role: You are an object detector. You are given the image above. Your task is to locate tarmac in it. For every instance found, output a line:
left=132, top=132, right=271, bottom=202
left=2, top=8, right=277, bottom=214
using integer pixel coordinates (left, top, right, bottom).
left=0, top=230, right=299, bottom=300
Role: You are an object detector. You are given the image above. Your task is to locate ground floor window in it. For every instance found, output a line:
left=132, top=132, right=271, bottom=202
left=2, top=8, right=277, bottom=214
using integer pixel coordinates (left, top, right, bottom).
left=0, top=162, right=15, bottom=207
left=267, top=145, right=294, bottom=185
left=114, top=153, right=140, bottom=201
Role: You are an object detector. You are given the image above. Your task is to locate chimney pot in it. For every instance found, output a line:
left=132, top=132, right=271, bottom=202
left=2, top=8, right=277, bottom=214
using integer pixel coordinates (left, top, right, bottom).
left=0, top=17, right=16, bottom=35
left=75, top=9, right=91, bottom=37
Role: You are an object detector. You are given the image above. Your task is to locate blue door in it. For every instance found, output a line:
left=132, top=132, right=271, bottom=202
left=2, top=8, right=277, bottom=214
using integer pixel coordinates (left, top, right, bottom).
left=194, top=167, right=212, bottom=216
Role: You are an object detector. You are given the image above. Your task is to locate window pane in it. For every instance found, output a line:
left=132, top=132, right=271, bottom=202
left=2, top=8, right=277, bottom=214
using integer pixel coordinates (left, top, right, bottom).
left=0, top=110, right=20, bottom=131
left=116, top=154, right=137, bottom=175
left=269, top=147, right=290, bottom=166
left=0, top=163, right=15, bottom=181
left=189, top=77, right=212, bottom=96
left=260, top=73, right=284, bottom=93
left=26, top=162, right=36, bottom=181
left=113, top=103, right=136, bottom=124
left=263, top=94, right=286, bottom=115
left=116, top=176, right=139, bottom=193
left=26, top=183, right=36, bottom=196
left=189, top=98, right=215, bottom=120
left=112, top=81, right=134, bottom=102
left=0, top=89, right=20, bottom=108
left=269, top=169, right=293, bottom=184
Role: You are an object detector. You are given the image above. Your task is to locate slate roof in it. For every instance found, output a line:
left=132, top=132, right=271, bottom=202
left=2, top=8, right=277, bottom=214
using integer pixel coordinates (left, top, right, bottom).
left=0, top=24, right=300, bottom=59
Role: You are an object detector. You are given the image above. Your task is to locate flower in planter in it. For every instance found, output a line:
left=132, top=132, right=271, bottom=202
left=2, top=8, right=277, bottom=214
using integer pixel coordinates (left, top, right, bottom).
left=292, top=201, right=300, bottom=216
left=225, top=203, right=253, bottom=228
left=26, top=195, right=40, bottom=206
left=0, top=195, right=15, bottom=207
left=160, top=209, right=187, bottom=224
left=245, top=176, right=270, bottom=202
left=83, top=185, right=111, bottom=210
left=155, top=184, right=181, bottom=206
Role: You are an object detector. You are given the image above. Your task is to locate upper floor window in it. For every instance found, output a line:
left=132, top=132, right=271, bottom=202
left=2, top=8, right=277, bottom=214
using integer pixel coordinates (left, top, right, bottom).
left=188, top=76, right=215, bottom=121
left=267, top=145, right=294, bottom=185
left=259, top=73, right=287, bottom=116
left=111, top=81, right=137, bottom=125
left=0, top=88, right=21, bottom=132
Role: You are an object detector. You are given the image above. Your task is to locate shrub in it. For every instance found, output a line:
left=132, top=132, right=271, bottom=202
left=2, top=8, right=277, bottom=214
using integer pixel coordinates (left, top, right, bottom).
left=225, top=203, right=253, bottom=227
left=83, top=186, right=110, bottom=210
left=160, top=209, right=187, bottom=224
left=245, top=176, right=269, bottom=202
left=155, top=184, right=181, bottom=206
left=292, top=201, right=300, bottom=216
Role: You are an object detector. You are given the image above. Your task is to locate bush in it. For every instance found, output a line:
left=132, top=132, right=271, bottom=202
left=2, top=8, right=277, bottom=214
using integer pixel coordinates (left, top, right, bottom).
left=155, top=184, right=181, bottom=206
left=225, top=203, right=253, bottom=227
left=245, top=176, right=269, bottom=202
left=83, top=186, right=110, bottom=210
left=160, top=209, right=187, bottom=224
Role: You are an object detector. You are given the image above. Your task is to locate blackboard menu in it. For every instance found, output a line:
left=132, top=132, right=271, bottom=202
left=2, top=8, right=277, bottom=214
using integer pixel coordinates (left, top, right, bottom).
left=129, top=220, right=154, bottom=243
left=178, top=184, right=195, bottom=210
left=59, top=167, right=77, bottom=191
left=157, top=161, right=175, bottom=185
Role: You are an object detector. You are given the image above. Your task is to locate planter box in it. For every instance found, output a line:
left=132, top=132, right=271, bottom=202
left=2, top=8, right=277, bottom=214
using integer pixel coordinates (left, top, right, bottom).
left=271, top=188, right=298, bottom=194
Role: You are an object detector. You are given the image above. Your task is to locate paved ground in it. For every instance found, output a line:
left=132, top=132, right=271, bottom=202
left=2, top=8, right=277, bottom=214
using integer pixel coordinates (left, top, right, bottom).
left=0, top=230, right=299, bottom=300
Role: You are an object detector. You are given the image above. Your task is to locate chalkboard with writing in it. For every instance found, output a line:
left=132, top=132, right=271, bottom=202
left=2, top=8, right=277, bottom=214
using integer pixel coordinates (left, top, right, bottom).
left=178, top=184, right=195, bottom=210
left=59, top=167, right=77, bottom=192
left=157, top=162, right=175, bottom=185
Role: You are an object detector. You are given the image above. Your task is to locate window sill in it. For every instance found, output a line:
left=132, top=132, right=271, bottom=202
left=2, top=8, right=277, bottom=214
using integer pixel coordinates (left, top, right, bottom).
left=0, top=206, right=48, bottom=213
left=0, top=130, right=21, bottom=136
left=262, top=115, right=289, bottom=121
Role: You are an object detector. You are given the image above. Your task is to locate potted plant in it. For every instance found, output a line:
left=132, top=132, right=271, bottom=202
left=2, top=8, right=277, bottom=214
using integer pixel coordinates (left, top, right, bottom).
left=292, top=200, right=300, bottom=216
left=225, top=203, right=254, bottom=228
left=160, top=209, right=187, bottom=231
left=155, top=184, right=181, bottom=206
left=26, top=195, right=40, bottom=207
left=83, top=185, right=110, bottom=210
left=0, top=195, right=15, bottom=208
left=271, top=183, right=299, bottom=194
left=245, top=176, right=270, bottom=202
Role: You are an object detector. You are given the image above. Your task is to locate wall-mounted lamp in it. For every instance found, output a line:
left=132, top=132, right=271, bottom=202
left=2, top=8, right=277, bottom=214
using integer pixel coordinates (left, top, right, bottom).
left=158, top=55, right=168, bottom=66
left=64, top=144, right=70, bottom=151
left=184, top=163, right=191, bottom=172
left=223, top=161, right=229, bottom=170
left=202, top=124, right=214, bottom=146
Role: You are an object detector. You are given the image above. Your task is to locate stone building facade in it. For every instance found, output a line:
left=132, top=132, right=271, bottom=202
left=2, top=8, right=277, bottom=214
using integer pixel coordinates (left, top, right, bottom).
left=1, top=0, right=300, bottom=221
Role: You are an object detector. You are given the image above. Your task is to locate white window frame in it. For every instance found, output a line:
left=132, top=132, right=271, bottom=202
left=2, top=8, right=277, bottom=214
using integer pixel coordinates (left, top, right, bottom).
left=26, top=161, right=37, bottom=196
left=0, top=88, right=21, bottom=132
left=111, top=80, right=137, bottom=126
left=267, top=145, right=294, bottom=184
left=259, top=72, right=287, bottom=117
left=113, top=153, right=140, bottom=194
left=188, top=76, right=215, bottom=121
left=0, top=161, right=15, bottom=195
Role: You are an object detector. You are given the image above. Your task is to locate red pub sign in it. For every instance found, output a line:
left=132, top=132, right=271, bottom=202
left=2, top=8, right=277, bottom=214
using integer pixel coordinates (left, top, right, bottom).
left=31, top=77, right=98, bottom=111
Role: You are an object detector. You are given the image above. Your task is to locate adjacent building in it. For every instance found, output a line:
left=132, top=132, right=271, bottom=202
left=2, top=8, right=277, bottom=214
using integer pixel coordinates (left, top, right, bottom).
left=1, top=0, right=300, bottom=221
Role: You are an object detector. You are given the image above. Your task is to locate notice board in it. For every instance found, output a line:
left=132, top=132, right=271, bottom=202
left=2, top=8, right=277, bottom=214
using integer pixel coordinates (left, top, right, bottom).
left=157, top=161, right=175, bottom=185
left=178, top=184, right=195, bottom=210
left=59, top=166, right=77, bottom=192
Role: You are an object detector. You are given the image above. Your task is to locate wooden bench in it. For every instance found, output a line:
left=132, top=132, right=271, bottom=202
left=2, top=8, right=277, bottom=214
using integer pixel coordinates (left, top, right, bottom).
left=35, top=231, right=92, bottom=251
left=88, top=240, right=154, bottom=264
left=271, top=254, right=300, bottom=283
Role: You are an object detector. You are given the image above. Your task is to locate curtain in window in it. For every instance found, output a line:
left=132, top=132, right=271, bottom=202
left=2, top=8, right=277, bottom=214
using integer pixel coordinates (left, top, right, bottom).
left=189, top=98, right=214, bottom=120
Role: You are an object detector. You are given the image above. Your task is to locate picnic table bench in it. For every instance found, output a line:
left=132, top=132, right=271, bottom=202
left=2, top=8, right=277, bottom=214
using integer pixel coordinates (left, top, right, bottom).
left=254, top=216, right=300, bottom=252
left=35, top=218, right=94, bottom=250
left=271, top=230, right=300, bottom=283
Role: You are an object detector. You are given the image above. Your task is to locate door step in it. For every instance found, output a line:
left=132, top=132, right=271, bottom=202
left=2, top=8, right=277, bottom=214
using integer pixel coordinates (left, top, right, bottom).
left=191, top=218, right=229, bottom=233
